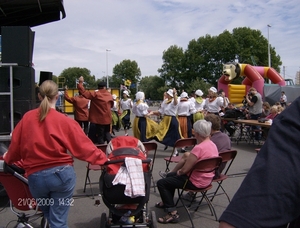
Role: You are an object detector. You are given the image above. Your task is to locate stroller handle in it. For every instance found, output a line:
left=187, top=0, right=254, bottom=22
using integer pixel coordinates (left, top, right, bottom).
left=0, top=160, right=28, bottom=184
left=104, top=158, right=152, bottom=165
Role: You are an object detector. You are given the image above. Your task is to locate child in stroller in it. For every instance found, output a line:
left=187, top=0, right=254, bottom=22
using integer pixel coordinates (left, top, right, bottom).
left=99, top=136, right=157, bottom=227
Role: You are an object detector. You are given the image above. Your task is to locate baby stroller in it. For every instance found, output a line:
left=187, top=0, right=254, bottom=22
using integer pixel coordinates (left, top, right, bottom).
left=0, top=144, right=47, bottom=228
left=99, top=136, right=157, bottom=227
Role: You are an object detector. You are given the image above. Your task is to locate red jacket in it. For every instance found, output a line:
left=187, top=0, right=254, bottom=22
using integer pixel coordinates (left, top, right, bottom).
left=77, top=83, right=113, bottom=125
left=64, top=91, right=89, bottom=121
left=4, top=108, right=107, bottom=176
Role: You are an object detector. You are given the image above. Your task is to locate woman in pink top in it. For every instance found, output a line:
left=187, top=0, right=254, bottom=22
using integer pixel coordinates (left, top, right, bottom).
left=156, top=120, right=219, bottom=224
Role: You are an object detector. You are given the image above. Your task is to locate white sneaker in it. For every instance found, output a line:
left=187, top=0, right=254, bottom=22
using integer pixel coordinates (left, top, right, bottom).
left=125, top=133, right=128, bottom=136
left=172, top=149, right=179, bottom=157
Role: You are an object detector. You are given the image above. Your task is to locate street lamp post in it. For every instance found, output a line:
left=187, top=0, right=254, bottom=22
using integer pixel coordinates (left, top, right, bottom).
left=102, top=71, right=105, bottom=81
left=106, top=49, right=111, bottom=88
left=267, top=24, right=271, bottom=67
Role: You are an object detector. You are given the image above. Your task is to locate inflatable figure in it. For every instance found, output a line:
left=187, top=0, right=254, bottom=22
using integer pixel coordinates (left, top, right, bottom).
left=218, top=62, right=285, bottom=103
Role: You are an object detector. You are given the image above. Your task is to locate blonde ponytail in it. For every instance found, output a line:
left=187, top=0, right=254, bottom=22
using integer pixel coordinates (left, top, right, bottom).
left=38, top=80, right=58, bottom=121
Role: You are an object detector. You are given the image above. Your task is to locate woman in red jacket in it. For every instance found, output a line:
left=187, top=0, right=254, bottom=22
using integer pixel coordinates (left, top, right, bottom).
left=4, top=80, right=107, bottom=228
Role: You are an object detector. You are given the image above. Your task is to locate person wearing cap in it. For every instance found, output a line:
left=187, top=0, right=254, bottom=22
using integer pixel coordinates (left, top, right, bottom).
left=64, top=86, right=90, bottom=135
left=120, top=90, right=133, bottom=136
left=193, top=89, right=206, bottom=123
left=132, top=91, right=158, bottom=142
left=77, top=76, right=113, bottom=144
left=177, top=91, right=196, bottom=140
left=204, top=87, right=226, bottom=115
left=149, top=88, right=183, bottom=156
left=111, top=94, right=121, bottom=136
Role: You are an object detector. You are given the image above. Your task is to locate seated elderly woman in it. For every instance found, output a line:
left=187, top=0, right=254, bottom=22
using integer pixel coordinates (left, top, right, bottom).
left=155, top=119, right=219, bottom=224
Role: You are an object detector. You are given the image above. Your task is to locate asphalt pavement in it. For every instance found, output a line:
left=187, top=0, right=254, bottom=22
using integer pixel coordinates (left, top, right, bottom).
left=0, top=112, right=263, bottom=228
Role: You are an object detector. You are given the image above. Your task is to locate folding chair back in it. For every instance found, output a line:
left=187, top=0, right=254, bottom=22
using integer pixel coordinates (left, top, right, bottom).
left=164, top=138, right=197, bottom=172
left=176, top=156, right=222, bottom=228
left=219, top=150, right=237, bottom=174
left=142, top=142, right=158, bottom=172
left=210, top=150, right=237, bottom=203
left=142, top=141, right=158, bottom=192
left=83, top=144, right=107, bottom=198
left=191, top=156, right=223, bottom=174
left=173, top=138, right=197, bottom=149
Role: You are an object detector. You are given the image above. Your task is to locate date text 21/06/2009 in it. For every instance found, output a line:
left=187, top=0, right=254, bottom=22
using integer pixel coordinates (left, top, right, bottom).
left=18, top=198, right=75, bottom=207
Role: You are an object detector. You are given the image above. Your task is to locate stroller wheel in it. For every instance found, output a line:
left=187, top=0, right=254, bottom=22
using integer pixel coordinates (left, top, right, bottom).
left=100, top=213, right=108, bottom=228
left=150, top=211, right=158, bottom=228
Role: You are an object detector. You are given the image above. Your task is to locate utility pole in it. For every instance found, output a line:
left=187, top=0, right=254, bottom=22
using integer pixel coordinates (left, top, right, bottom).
left=106, top=49, right=111, bottom=88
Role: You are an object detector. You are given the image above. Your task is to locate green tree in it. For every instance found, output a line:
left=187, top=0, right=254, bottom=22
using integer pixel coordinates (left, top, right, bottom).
left=184, top=78, right=212, bottom=98
left=111, top=60, right=141, bottom=94
left=59, top=67, right=97, bottom=89
left=158, top=45, right=185, bottom=88
left=139, top=76, right=166, bottom=100
left=184, top=35, right=219, bottom=86
left=159, top=27, right=282, bottom=89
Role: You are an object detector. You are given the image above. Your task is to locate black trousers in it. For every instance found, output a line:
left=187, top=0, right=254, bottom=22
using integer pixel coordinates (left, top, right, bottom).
left=95, top=124, right=111, bottom=144
left=156, top=172, right=198, bottom=212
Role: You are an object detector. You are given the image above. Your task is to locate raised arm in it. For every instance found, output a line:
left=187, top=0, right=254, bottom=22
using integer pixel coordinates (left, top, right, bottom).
left=64, top=86, right=74, bottom=104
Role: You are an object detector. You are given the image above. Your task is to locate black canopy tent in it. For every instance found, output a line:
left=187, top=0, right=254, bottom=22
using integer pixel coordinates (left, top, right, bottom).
left=0, top=0, right=66, bottom=136
left=0, top=0, right=66, bottom=32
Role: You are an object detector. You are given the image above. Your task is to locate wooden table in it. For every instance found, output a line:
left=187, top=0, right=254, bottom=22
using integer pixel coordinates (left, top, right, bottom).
left=233, top=119, right=272, bottom=128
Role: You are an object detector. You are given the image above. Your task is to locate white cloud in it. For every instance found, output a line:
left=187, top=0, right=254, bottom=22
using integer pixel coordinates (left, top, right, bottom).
left=32, top=0, right=300, bottom=83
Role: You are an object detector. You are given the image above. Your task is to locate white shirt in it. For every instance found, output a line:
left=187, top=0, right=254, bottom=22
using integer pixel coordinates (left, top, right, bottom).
left=194, top=98, right=205, bottom=111
left=120, top=99, right=133, bottom=110
left=158, top=98, right=178, bottom=116
left=223, top=97, right=230, bottom=108
left=111, top=100, right=118, bottom=112
left=281, top=94, right=287, bottom=102
left=132, top=102, right=149, bottom=117
left=204, top=97, right=224, bottom=113
left=177, top=99, right=196, bottom=116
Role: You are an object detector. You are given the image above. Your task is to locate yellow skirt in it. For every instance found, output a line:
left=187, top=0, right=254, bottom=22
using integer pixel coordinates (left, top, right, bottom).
left=111, top=111, right=121, bottom=129
left=155, top=116, right=183, bottom=146
left=133, top=117, right=159, bottom=141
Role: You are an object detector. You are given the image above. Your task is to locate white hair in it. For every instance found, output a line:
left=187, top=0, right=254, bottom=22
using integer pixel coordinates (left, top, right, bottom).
left=193, top=120, right=212, bottom=137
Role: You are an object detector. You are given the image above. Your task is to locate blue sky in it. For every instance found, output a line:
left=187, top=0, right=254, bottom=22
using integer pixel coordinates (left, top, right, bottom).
left=31, top=0, right=300, bottom=84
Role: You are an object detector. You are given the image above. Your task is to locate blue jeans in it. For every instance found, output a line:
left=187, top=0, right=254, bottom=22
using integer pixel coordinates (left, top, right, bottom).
left=28, top=165, right=76, bottom=228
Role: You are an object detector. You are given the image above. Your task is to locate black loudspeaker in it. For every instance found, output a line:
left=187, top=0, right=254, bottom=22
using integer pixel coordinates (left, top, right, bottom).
left=0, top=100, right=35, bottom=135
left=39, top=71, right=53, bottom=86
left=0, top=66, right=36, bottom=134
left=0, top=66, right=36, bottom=101
left=1, top=26, right=35, bottom=66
